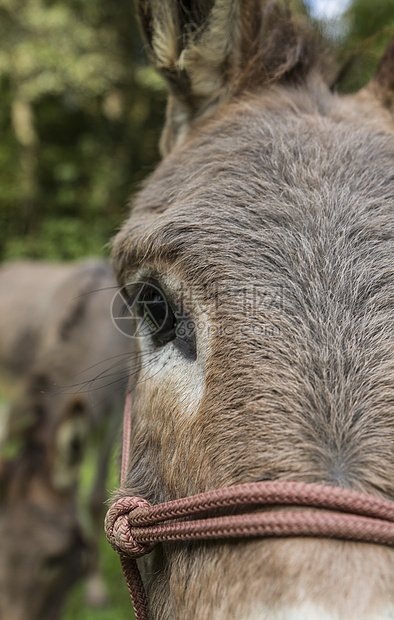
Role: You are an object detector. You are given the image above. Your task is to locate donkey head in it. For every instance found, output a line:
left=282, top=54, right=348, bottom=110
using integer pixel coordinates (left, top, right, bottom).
left=0, top=376, right=89, bottom=620
left=112, top=1, right=394, bottom=618
left=0, top=478, right=86, bottom=620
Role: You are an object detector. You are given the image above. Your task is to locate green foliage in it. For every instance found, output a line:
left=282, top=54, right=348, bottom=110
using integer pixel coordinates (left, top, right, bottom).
left=62, top=540, right=135, bottom=620
left=336, top=0, right=394, bottom=92
left=5, top=217, right=110, bottom=260
left=0, top=0, right=166, bottom=261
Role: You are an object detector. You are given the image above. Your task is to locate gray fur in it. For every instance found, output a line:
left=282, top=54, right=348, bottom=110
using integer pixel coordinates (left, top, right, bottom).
left=0, top=260, right=132, bottom=620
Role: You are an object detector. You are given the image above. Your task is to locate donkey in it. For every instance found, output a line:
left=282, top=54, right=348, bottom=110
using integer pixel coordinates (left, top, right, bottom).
left=109, top=1, right=394, bottom=618
left=0, top=260, right=131, bottom=620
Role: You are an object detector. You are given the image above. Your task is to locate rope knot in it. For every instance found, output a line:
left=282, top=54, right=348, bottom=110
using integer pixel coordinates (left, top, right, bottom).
left=105, top=496, right=155, bottom=559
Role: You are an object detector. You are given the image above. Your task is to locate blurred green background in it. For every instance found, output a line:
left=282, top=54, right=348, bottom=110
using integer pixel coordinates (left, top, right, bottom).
left=0, top=0, right=166, bottom=263
left=0, top=1, right=392, bottom=619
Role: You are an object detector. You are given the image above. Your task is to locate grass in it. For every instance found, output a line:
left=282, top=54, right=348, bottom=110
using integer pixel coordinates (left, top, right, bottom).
left=61, top=446, right=136, bottom=620
left=61, top=533, right=135, bottom=620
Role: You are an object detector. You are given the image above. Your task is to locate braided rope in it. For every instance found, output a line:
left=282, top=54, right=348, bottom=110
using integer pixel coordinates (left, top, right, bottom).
left=129, top=507, right=394, bottom=547
left=128, top=480, right=394, bottom=525
left=120, top=392, right=132, bottom=484
left=105, top=480, right=394, bottom=619
left=120, top=556, right=148, bottom=620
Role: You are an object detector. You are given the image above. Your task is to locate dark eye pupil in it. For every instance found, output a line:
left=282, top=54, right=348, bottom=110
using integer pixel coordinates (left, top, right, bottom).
left=126, top=280, right=196, bottom=359
left=139, top=285, right=176, bottom=343
left=143, top=295, right=167, bottom=331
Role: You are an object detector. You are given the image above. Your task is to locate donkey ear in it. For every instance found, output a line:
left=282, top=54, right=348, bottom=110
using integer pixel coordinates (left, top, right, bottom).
left=136, top=0, right=322, bottom=153
left=371, top=36, right=394, bottom=115
left=136, top=0, right=241, bottom=153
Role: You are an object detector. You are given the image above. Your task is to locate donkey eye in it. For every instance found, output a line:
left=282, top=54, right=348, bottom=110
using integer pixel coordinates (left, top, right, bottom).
left=138, top=284, right=176, bottom=346
left=125, top=281, right=197, bottom=360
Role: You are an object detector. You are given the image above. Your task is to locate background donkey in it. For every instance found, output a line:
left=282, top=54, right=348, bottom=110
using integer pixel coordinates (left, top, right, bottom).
left=110, top=0, right=394, bottom=618
left=0, top=260, right=131, bottom=620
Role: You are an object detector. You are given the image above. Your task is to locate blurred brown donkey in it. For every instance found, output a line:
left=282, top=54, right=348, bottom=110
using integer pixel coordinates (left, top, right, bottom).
left=0, top=260, right=131, bottom=620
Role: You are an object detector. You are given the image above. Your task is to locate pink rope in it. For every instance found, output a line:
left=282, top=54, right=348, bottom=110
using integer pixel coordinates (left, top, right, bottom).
left=105, top=478, right=394, bottom=619
left=120, top=392, right=132, bottom=485
left=124, top=480, right=394, bottom=525
left=117, top=393, right=149, bottom=618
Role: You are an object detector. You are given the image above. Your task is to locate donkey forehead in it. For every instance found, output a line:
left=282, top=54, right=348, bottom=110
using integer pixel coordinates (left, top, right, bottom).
left=115, top=97, right=393, bottom=284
